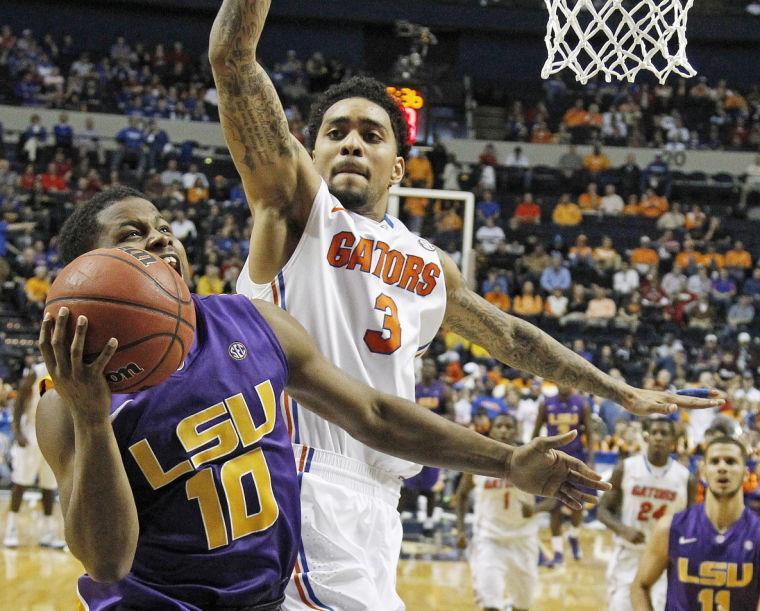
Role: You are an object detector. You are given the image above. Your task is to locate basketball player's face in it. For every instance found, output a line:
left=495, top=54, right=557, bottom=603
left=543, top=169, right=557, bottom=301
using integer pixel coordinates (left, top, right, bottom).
left=313, top=98, right=405, bottom=216
left=489, top=416, right=517, bottom=444
left=705, top=443, right=747, bottom=499
left=646, top=421, right=675, bottom=464
left=96, top=198, right=191, bottom=283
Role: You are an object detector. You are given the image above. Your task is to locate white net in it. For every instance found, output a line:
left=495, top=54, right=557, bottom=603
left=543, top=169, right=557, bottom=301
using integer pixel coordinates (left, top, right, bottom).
left=541, top=0, right=696, bottom=84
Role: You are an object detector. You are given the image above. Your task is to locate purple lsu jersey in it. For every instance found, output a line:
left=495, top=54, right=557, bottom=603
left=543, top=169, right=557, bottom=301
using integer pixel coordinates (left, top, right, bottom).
left=667, top=504, right=760, bottom=611
left=415, top=379, right=447, bottom=416
left=78, top=294, right=299, bottom=610
left=543, top=393, right=586, bottom=459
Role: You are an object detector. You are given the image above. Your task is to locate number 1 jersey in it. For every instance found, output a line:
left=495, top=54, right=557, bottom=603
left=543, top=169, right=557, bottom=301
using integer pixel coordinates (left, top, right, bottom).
left=237, top=179, right=447, bottom=479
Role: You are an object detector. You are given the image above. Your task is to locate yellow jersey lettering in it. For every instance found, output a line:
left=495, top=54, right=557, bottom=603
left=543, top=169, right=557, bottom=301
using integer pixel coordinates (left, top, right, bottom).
left=226, top=381, right=276, bottom=446
left=177, top=402, right=240, bottom=469
left=727, top=563, right=753, bottom=588
left=129, top=439, right=193, bottom=490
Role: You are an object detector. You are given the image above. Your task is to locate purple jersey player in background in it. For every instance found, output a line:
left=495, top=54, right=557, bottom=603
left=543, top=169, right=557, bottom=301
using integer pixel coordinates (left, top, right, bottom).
left=532, top=387, right=595, bottom=566
left=400, top=358, right=451, bottom=535
left=34, top=188, right=611, bottom=609
left=632, top=436, right=760, bottom=611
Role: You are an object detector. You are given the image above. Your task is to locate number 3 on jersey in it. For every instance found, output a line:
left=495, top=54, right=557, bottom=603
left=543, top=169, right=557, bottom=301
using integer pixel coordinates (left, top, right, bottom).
left=364, top=293, right=401, bottom=354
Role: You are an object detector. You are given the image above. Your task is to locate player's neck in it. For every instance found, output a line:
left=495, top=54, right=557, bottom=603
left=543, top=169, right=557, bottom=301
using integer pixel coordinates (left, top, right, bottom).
left=705, top=491, right=744, bottom=532
left=646, top=452, right=668, bottom=468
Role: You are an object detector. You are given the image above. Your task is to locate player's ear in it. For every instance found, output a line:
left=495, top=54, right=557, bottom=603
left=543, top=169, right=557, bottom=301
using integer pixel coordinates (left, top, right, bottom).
left=389, top=155, right=405, bottom=187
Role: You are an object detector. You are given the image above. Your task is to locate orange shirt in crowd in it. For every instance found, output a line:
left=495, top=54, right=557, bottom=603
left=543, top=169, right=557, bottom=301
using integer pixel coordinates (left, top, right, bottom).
left=630, top=247, right=659, bottom=267
left=584, top=153, right=610, bottom=173
left=484, top=290, right=510, bottom=312
left=725, top=248, right=752, bottom=269
left=639, top=194, right=669, bottom=218
left=406, top=156, right=434, bottom=187
left=513, top=294, right=544, bottom=317
left=675, top=250, right=705, bottom=269
left=563, top=107, right=588, bottom=127
left=187, top=186, right=209, bottom=204
left=552, top=202, right=582, bottom=226
left=531, top=125, right=553, bottom=144
left=514, top=201, right=541, bottom=223
left=702, top=252, right=725, bottom=269
left=578, top=192, right=601, bottom=211
left=403, top=198, right=428, bottom=219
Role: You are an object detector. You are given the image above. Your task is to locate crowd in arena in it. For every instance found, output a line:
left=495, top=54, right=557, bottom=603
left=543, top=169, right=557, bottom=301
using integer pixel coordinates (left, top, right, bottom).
left=0, top=23, right=758, bottom=536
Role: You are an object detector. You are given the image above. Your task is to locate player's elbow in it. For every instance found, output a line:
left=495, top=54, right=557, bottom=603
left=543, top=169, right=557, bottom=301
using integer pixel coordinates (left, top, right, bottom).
left=350, top=394, right=391, bottom=449
left=85, top=555, right=134, bottom=584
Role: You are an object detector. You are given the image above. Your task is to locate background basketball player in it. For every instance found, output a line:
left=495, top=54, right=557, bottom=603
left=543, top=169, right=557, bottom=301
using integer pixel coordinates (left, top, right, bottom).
left=631, top=436, right=760, bottom=610
left=210, top=2, right=723, bottom=607
left=532, top=386, right=593, bottom=565
left=599, top=417, right=695, bottom=611
left=455, top=413, right=553, bottom=611
left=3, top=359, right=63, bottom=549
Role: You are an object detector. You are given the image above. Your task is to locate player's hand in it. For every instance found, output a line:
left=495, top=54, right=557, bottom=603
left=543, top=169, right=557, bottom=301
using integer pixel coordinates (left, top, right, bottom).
left=38, top=308, right=118, bottom=425
left=520, top=502, right=535, bottom=518
left=621, top=526, right=646, bottom=545
left=507, top=431, right=611, bottom=511
left=619, top=385, right=723, bottom=417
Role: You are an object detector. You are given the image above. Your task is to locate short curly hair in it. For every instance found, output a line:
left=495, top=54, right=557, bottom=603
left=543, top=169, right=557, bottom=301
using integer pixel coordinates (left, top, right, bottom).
left=305, top=75, right=411, bottom=160
left=58, top=186, right=146, bottom=265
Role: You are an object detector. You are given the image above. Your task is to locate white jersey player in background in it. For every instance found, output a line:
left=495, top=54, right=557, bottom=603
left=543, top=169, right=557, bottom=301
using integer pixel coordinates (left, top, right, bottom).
left=209, top=2, right=722, bottom=607
left=455, top=413, right=554, bottom=611
left=598, top=417, right=695, bottom=611
left=3, top=361, right=64, bottom=549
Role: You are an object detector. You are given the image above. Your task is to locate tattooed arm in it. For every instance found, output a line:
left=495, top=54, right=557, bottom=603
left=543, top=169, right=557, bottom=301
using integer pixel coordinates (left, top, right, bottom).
left=439, top=250, right=724, bottom=417
left=209, top=1, right=321, bottom=281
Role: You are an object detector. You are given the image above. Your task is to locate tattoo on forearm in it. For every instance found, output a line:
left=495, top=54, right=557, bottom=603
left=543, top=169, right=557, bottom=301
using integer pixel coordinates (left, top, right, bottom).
left=211, top=0, right=294, bottom=172
left=447, top=289, right=625, bottom=401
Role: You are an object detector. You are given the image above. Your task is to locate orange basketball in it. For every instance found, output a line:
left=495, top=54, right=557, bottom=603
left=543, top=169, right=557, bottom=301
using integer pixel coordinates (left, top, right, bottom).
left=44, top=247, right=196, bottom=393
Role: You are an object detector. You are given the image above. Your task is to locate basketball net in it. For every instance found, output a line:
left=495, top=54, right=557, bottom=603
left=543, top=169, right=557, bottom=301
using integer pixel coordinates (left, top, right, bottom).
left=541, top=0, right=696, bottom=84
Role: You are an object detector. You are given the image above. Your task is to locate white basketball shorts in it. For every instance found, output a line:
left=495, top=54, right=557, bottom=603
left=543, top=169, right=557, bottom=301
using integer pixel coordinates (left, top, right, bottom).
left=607, top=544, right=667, bottom=611
left=11, top=441, right=56, bottom=489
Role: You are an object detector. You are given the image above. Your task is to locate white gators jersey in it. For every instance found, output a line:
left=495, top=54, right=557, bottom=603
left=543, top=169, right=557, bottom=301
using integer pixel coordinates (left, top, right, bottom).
left=472, top=475, right=538, bottom=540
left=618, top=453, right=690, bottom=548
left=237, top=179, right=447, bottom=478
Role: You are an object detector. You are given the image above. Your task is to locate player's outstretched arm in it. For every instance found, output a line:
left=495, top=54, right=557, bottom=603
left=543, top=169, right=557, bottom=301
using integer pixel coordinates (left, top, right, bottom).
left=453, top=472, right=475, bottom=546
left=36, top=308, right=138, bottom=582
left=209, top=1, right=320, bottom=239
left=631, top=514, right=672, bottom=611
left=439, top=250, right=724, bottom=417
left=255, top=300, right=611, bottom=509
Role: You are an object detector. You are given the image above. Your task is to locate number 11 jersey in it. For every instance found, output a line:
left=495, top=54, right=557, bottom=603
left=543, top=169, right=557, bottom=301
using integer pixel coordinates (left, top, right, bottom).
left=237, top=178, right=447, bottom=479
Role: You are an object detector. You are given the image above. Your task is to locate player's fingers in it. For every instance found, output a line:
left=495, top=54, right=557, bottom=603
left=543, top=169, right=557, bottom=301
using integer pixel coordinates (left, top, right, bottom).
left=567, top=468, right=611, bottom=492
left=556, top=490, right=582, bottom=511
left=70, top=316, right=87, bottom=374
left=537, top=429, right=578, bottom=450
left=91, top=338, right=118, bottom=374
left=51, top=307, right=71, bottom=375
left=671, top=388, right=724, bottom=409
left=560, top=483, right=598, bottom=506
left=38, top=312, right=57, bottom=371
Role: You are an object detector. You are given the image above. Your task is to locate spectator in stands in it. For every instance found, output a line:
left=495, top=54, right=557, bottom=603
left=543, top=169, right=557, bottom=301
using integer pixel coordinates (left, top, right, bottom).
left=475, top=190, right=501, bottom=223
left=195, top=264, right=224, bottom=296
left=602, top=105, right=628, bottom=146
left=24, top=265, right=50, bottom=314
left=710, top=268, right=737, bottom=310
left=435, top=204, right=463, bottom=245
left=112, top=117, right=146, bottom=175
left=483, top=283, right=510, bottom=313
left=187, top=176, right=210, bottom=205
left=144, top=119, right=170, bottom=170
left=20, top=114, right=47, bottom=163
left=75, top=117, right=103, bottom=166
left=544, top=288, right=569, bottom=321
left=585, top=285, right=616, bottom=327
left=593, top=236, right=621, bottom=274
left=540, top=253, right=572, bottom=294
left=53, top=113, right=73, bottom=154
left=531, top=120, right=553, bottom=144
left=512, top=281, right=543, bottom=323
left=478, top=143, right=498, bottom=166
left=568, top=234, right=593, bottom=267
left=687, top=265, right=712, bottom=298
left=210, top=175, right=231, bottom=202
left=656, top=201, right=685, bottom=231
left=511, top=192, right=541, bottom=227
left=160, top=158, right=182, bottom=187
left=618, top=154, right=641, bottom=198
left=578, top=182, right=601, bottom=215
left=403, top=149, right=434, bottom=232
left=583, top=144, right=610, bottom=177
left=684, top=204, right=707, bottom=234
left=623, top=194, right=640, bottom=216
left=504, top=145, right=531, bottom=190
left=519, top=243, right=552, bottom=281
left=725, top=240, right=753, bottom=279
left=727, top=295, right=755, bottom=331
left=481, top=269, right=509, bottom=295
left=182, top=162, right=209, bottom=190
left=557, top=145, right=583, bottom=187
left=641, top=151, right=672, bottom=196
left=560, top=284, right=589, bottom=327
left=687, top=295, right=716, bottom=330
left=629, top=236, right=659, bottom=274
left=475, top=217, right=505, bottom=255
left=616, top=291, right=642, bottom=332
left=638, top=188, right=668, bottom=218
left=552, top=193, right=582, bottom=226
left=441, top=153, right=461, bottom=191
left=39, top=162, right=69, bottom=196
left=676, top=238, right=704, bottom=272
left=661, top=264, right=687, bottom=298
left=613, top=261, right=640, bottom=296
left=600, top=184, right=624, bottom=216
left=741, top=154, right=760, bottom=207
left=742, top=267, right=760, bottom=301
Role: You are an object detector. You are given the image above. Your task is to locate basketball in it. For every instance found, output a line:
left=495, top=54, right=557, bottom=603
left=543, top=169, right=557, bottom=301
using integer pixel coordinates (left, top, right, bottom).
left=43, top=246, right=196, bottom=393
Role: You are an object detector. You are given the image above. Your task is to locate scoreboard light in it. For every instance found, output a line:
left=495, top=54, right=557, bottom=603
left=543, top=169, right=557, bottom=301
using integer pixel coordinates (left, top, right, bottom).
left=387, top=86, right=425, bottom=144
